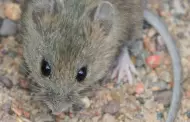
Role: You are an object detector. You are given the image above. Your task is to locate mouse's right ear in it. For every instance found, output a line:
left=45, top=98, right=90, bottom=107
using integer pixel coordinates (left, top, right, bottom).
left=93, top=1, right=114, bottom=21
left=88, top=1, right=115, bottom=33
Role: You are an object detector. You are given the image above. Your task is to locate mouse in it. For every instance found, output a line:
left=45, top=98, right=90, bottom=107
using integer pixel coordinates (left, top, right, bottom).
left=21, top=0, right=143, bottom=114
left=20, top=0, right=182, bottom=122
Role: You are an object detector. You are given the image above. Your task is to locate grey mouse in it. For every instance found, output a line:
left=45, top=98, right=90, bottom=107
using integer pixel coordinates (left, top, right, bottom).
left=21, top=0, right=143, bottom=114
left=20, top=0, right=182, bottom=122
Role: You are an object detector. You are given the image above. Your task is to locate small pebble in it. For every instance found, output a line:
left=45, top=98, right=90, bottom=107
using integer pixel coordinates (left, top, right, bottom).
left=0, top=4, right=5, bottom=18
left=156, top=112, right=164, bottom=120
left=135, top=82, right=144, bottom=94
left=23, top=110, right=30, bottom=118
left=1, top=48, right=8, bottom=55
left=153, top=90, right=172, bottom=106
left=69, top=118, right=78, bottom=122
left=135, top=113, right=144, bottom=119
left=1, top=101, right=12, bottom=113
left=158, top=71, right=171, bottom=83
left=8, top=50, right=17, bottom=58
left=92, top=116, right=100, bottom=122
left=149, top=81, right=168, bottom=91
left=11, top=106, right=22, bottom=116
left=0, top=17, right=3, bottom=27
left=0, top=76, right=13, bottom=89
left=146, top=55, right=161, bottom=69
left=0, top=19, right=17, bottom=36
left=81, top=97, right=91, bottom=109
left=147, top=28, right=157, bottom=37
left=101, top=114, right=116, bottom=122
left=4, top=2, right=21, bottom=21
left=146, top=71, right=158, bottom=83
left=144, top=99, right=156, bottom=110
left=102, top=100, right=120, bottom=115
left=156, top=36, right=166, bottom=51
left=136, top=97, right=145, bottom=104
left=185, top=111, right=190, bottom=118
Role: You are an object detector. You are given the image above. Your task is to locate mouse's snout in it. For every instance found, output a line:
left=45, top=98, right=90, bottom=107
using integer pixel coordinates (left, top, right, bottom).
left=44, top=95, right=73, bottom=114
left=41, top=88, right=85, bottom=114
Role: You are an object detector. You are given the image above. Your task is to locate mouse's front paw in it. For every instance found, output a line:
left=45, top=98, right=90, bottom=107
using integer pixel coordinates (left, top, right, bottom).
left=111, top=47, right=138, bottom=85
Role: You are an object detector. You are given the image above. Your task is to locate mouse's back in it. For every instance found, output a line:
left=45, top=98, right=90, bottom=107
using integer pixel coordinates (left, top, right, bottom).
left=20, top=0, right=143, bottom=114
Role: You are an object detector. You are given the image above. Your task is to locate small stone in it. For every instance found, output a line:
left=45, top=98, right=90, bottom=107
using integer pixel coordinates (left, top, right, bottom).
left=156, top=36, right=166, bottom=51
left=136, top=97, right=145, bottom=104
left=0, top=19, right=17, bottom=36
left=92, top=116, right=100, bottom=122
left=23, top=111, right=30, bottom=118
left=158, top=103, right=165, bottom=111
left=8, top=50, right=17, bottom=58
left=0, top=76, right=13, bottom=89
left=185, top=111, right=190, bottom=118
left=102, top=100, right=120, bottom=115
left=183, top=79, right=190, bottom=91
left=4, top=2, right=21, bottom=21
left=1, top=101, right=12, bottom=113
left=84, top=118, right=92, bottom=122
left=0, top=112, right=17, bottom=122
left=110, top=90, right=124, bottom=102
left=182, top=58, right=189, bottom=67
left=11, top=106, right=22, bottom=116
left=101, top=114, right=116, bottom=122
left=147, top=28, right=157, bottom=37
left=144, top=99, right=156, bottom=110
left=0, top=4, right=5, bottom=18
left=149, top=81, right=168, bottom=91
left=146, top=71, right=158, bottom=83
left=146, top=55, right=161, bottom=69
left=70, top=118, right=78, bottom=122
left=153, top=90, right=172, bottom=106
left=135, top=82, right=144, bottom=94
left=135, top=113, right=144, bottom=119
left=19, top=78, right=29, bottom=89
left=156, top=112, right=164, bottom=120
left=158, top=71, right=171, bottom=83
left=81, top=97, right=91, bottom=109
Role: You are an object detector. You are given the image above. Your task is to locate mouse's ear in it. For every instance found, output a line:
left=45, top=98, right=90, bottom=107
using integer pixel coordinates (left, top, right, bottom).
left=89, top=1, right=115, bottom=32
left=94, top=1, right=114, bottom=21
left=25, top=0, right=65, bottom=26
left=30, top=0, right=57, bottom=24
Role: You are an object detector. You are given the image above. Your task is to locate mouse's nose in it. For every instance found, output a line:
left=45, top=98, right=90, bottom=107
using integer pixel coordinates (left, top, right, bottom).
left=49, top=106, right=63, bottom=115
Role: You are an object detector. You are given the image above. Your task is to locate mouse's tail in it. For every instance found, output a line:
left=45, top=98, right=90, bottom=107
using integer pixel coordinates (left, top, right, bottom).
left=144, top=10, right=182, bottom=122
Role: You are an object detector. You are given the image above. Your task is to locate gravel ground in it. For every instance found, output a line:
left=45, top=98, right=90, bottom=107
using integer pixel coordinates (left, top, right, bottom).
left=0, top=0, right=189, bottom=122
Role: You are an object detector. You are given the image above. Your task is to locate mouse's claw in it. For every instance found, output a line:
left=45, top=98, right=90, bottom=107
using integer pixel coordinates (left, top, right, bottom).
left=111, top=47, right=138, bottom=85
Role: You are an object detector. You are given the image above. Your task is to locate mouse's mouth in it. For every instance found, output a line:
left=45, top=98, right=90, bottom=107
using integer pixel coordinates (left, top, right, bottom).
left=50, top=103, right=73, bottom=115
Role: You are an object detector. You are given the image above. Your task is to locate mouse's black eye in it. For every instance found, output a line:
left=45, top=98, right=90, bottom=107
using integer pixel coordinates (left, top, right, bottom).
left=76, top=66, right=87, bottom=82
left=41, top=59, right=51, bottom=77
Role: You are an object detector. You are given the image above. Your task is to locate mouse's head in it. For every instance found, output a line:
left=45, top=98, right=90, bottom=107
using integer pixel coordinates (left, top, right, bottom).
left=21, top=0, right=120, bottom=114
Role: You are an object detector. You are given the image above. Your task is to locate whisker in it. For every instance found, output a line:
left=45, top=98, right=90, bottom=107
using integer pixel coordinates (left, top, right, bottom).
left=19, top=62, right=30, bottom=75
